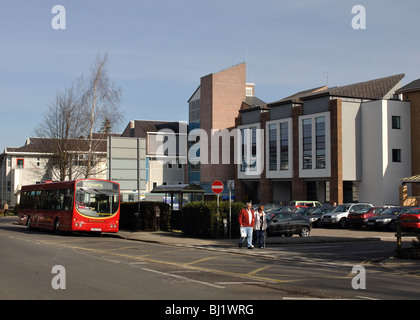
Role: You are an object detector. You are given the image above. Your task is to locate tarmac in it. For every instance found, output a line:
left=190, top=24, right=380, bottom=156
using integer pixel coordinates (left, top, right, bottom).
left=2, top=215, right=420, bottom=276
left=115, top=227, right=420, bottom=277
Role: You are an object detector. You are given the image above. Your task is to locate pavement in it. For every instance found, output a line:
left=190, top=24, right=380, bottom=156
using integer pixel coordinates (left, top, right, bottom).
left=2, top=215, right=420, bottom=276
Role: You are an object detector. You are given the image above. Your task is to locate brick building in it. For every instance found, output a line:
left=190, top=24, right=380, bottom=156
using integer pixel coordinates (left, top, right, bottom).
left=188, top=63, right=265, bottom=196
left=235, top=74, right=410, bottom=206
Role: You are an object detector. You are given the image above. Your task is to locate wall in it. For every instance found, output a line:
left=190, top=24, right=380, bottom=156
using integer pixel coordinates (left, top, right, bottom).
left=404, top=91, right=420, bottom=196
left=200, top=63, right=247, bottom=185
left=358, top=100, right=411, bottom=205
left=341, top=100, right=363, bottom=181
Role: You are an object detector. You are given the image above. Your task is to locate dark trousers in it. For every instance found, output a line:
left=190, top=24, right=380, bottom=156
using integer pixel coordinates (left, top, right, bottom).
left=255, top=230, right=265, bottom=248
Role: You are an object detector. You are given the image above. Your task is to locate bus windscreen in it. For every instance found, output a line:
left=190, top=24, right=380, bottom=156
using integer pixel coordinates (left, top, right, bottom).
left=75, top=180, right=119, bottom=218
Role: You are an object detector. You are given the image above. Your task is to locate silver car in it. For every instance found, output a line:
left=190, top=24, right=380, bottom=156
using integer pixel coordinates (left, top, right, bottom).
left=321, top=203, right=373, bottom=228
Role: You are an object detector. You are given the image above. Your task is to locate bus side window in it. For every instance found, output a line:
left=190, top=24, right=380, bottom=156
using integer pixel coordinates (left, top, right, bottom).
left=58, top=190, right=64, bottom=210
left=35, top=191, right=42, bottom=210
left=63, top=189, right=73, bottom=211
left=20, top=191, right=28, bottom=209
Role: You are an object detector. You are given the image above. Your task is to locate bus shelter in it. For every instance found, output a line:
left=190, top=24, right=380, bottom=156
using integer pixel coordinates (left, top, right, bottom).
left=151, top=184, right=205, bottom=230
left=399, top=175, right=420, bottom=206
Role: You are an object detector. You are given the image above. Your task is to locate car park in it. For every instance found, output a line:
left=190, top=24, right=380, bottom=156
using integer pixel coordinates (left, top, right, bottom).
left=400, top=207, right=420, bottom=231
left=266, top=211, right=311, bottom=237
left=321, top=203, right=373, bottom=228
left=367, top=207, right=410, bottom=231
left=347, top=206, right=390, bottom=228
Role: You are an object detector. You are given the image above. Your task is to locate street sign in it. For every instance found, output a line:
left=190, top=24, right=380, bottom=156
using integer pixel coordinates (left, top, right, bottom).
left=211, top=180, right=224, bottom=194
left=227, top=180, right=235, bottom=190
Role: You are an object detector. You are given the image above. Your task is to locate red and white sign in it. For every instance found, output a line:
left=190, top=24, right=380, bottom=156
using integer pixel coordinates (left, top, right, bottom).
left=211, top=180, right=224, bottom=194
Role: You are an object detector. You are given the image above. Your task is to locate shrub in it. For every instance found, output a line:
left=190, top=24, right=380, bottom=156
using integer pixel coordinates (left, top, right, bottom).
left=182, top=201, right=245, bottom=238
left=119, top=201, right=170, bottom=231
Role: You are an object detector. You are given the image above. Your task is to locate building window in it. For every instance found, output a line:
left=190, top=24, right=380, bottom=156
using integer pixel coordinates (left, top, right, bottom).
left=392, top=116, right=401, bottom=129
left=240, top=128, right=246, bottom=172
left=268, top=124, right=277, bottom=171
left=392, top=149, right=401, bottom=162
left=280, top=122, right=289, bottom=170
left=302, top=119, right=312, bottom=169
left=73, top=154, right=96, bottom=167
left=315, top=117, right=326, bottom=169
left=16, top=158, right=24, bottom=168
left=251, top=127, right=257, bottom=171
left=240, top=126, right=259, bottom=172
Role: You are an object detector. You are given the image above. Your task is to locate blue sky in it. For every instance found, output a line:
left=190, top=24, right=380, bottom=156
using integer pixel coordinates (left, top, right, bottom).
left=1, top=0, right=420, bottom=152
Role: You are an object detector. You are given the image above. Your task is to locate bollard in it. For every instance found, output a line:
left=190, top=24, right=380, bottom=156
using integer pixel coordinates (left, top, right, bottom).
left=223, top=218, right=228, bottom=238
left=132, top=212, right=140, bottom=231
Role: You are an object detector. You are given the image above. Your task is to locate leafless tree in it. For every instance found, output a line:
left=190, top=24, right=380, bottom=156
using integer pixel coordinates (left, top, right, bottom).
left=34, top=52, right=124, bottom=181
left=34, top=83, right=85, bottom=181
left=78, top=52, right=123, bottom=178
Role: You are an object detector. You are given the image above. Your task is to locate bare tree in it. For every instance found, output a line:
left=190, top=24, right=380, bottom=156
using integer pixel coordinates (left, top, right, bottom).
left=78, top=52, right=123, bottom=178
left=34, top=84, right=85, bottom=181
left=34, top=52, right=124, bottom=181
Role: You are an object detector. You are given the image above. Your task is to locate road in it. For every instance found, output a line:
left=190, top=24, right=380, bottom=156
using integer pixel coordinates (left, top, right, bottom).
left=1, top=217, right=420, bottom=303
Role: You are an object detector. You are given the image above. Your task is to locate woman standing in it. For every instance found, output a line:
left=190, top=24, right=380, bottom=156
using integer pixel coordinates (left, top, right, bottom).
left=254, top=206, right=267, bottom=248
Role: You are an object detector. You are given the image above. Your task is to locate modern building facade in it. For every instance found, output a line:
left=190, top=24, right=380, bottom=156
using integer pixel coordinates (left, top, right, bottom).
left=235, top=74, right=411, bottom=206
left=396, top=79, right=420, bottom=204
left=188, top=62, right=265, bottom=196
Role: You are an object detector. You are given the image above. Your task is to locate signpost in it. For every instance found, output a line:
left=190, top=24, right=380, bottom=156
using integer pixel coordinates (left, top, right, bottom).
left=211, top=181, right=224, bottom=237
left=227, top=180, right=234, bottom=238
left=211, top=180, right=224, bottom=194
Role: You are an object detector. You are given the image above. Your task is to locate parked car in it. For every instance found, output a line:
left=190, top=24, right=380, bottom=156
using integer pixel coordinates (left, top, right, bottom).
left=288, top=200, right=322, bottom=208
left=366, top=207, right=409, bottom=231
left=265, top=206, right=299, bottom=221
left=301, top=206, right=335, bottom=227
left=347, top=207, right=390, bottom=228
left=266, top=211, right=311, bottom=237
left=296, top=207, right=314, bottom=216
left=321, top=203, right=373, bottom=228
left=400, top=207, right=420, bottom=231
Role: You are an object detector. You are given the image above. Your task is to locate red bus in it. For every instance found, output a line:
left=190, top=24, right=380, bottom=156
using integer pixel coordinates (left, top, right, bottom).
left=18, top=179, right=120, bottom=233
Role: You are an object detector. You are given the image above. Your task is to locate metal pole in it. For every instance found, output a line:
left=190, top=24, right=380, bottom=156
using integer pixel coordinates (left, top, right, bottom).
left=217, top=193, right=220, bottom=237
left=229, top=187, right=232, bottom=238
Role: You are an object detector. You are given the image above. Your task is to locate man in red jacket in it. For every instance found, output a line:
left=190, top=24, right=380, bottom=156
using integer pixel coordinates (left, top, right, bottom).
left=238, top=202, right=256, bottom=249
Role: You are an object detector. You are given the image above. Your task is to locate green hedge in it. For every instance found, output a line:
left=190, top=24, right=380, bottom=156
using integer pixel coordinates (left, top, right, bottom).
left=119, top=201, right=170, bottom=231
left=182, top=201, right=245, bottom=238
